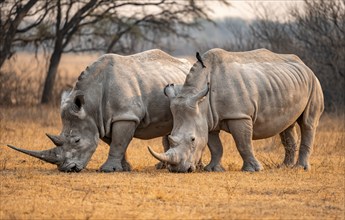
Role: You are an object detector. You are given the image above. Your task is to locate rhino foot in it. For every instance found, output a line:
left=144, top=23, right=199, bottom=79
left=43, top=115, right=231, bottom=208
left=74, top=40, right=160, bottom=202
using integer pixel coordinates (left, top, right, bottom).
left=204, top=164, right=225, bottom=172
left=294, top=160, right=310, bottom=171
left=155, top=162, right=167, bottom=169
left=99, top=160, right=132, bottom=172
left=121, top=160, right=132, bottom=171
left=99, top=163, right=123, bottom=172
left=241, top=160, right=263, bottom=172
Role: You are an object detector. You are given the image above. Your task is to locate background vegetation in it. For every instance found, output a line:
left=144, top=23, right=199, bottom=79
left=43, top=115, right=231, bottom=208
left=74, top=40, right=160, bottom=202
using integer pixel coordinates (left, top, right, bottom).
left=1, top=0, right=229, bottom=103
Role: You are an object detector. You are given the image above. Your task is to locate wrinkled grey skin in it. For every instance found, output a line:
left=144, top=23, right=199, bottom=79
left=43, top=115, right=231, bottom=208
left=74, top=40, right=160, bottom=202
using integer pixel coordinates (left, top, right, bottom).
left=7, top=49, right=191, bottom=172
left=149, top=48, right=324, bottom=172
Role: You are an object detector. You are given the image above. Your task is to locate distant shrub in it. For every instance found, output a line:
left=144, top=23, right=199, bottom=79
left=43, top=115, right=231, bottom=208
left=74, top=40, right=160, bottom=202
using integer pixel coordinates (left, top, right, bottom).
left=0, top=69, right=73, bottom=106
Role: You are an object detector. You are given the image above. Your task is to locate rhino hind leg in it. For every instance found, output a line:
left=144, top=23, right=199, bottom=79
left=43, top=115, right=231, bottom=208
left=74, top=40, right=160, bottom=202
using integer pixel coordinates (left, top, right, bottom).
left=155, top=135, right=170, bottom=169
left=294, top=124, right=316, bottom=171
left=294, top=92, right=323, bottom=171
left=279, top=123, right=297, bottom=168
left=99, top=121, right=136, bottom=172
left=226, top=119, right=263, bottom=172
left=204, top=131, right=225, bottom=172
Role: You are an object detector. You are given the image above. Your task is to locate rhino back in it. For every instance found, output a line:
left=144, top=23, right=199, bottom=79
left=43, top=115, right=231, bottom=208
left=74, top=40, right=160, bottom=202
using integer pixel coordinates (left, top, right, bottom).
left=202, top=49, right=322, bottom=138
left=75, top=49, right=190, bottom=139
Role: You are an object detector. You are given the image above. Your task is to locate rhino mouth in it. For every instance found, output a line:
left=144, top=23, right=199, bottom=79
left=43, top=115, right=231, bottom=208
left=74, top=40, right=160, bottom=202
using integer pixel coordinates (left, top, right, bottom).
left=59, top=162, right=83, bottom=173
left=168, top=163, right=195, bottom=173
left=148, top=146, right=197, bottom=173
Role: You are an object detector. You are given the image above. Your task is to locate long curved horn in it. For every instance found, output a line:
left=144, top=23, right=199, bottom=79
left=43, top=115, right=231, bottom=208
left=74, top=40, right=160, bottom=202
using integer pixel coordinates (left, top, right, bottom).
left=147, top=146, right=180, bottom=165
left=7, top=145, right=63, bottom=165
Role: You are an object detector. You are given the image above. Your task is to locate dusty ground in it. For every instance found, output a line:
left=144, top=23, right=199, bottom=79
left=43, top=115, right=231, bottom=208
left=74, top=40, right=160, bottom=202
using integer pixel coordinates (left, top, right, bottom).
left=0, top=53, right=344, bottom=219
left=0, top=106, right=344, bottom=219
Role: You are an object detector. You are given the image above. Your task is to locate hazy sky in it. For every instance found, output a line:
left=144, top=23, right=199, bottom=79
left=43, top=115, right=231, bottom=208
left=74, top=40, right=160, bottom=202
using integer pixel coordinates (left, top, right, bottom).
left=208, top=1, right=303, bottom=20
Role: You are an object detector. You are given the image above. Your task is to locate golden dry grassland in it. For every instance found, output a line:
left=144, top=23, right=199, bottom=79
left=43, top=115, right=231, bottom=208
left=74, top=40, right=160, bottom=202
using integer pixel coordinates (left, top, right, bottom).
left=0, top=53, right=344, bottom=219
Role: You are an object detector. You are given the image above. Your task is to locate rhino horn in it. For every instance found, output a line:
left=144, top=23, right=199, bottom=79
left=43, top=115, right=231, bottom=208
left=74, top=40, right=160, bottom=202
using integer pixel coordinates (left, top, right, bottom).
left=147, top=146, right=180, bottom=165
left=7, top=144, right=63, bottom=165
left=46, top=133, right=64, bottom=146
left=168, top=135, right=179, bottom=146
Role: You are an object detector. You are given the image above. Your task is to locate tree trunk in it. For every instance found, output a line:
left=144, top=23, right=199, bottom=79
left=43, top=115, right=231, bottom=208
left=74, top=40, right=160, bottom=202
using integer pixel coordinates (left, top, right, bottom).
left=0, top=50, right=8, bottom=68
left=41, top=45, right=63, bottom=104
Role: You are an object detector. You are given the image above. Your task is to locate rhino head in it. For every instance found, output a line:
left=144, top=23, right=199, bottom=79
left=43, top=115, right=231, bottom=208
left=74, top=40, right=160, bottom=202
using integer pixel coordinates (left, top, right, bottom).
left=149, top=54, right=210, bottom=172
left=7, top=90, right=99, bottom=172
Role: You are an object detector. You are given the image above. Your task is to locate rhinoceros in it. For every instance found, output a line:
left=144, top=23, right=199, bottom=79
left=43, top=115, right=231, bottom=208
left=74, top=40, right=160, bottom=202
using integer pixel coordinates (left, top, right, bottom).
left=7, top=49, right=191, bottom=172
left=148, top=48, right=324, bottom=173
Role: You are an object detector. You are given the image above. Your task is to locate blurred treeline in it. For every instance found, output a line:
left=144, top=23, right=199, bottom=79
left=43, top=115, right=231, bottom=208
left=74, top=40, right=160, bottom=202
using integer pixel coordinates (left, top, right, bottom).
left=0, top=0, right=344, bottom=113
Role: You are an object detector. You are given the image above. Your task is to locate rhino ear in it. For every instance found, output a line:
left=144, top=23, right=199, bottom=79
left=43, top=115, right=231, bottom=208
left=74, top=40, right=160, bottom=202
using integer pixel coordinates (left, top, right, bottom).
left=74, top=93, right=84, bottom=110
left=71, top=93, right=86, bottom=119
left=164, top=84, right=176, bottom=99
left=196, top=52, right=206, bottom=68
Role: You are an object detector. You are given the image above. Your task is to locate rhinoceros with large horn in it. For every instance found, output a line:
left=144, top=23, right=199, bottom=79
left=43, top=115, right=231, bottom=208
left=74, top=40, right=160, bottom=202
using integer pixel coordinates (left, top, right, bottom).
left=7, top=49, right=191, bottom=172
left=149, top=48, right=324, bottom=173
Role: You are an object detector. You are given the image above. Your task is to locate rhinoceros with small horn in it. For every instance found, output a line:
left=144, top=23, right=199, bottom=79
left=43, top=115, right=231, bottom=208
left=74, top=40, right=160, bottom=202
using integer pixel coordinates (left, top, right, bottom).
left=148, top=48, right=324, bottom=173
left=7, top=49, right=192, bottom=172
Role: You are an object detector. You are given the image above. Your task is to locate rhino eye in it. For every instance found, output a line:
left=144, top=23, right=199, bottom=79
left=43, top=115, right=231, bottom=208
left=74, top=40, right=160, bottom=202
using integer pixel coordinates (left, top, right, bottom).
left=75, top=138, right=80, bottom=144
left=191, top=137, right=195, bottom=142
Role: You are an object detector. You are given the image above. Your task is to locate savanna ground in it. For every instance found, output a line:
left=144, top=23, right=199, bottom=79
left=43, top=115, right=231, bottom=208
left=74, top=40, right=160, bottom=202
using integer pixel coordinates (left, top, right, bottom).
left=0, top=53, right=344, bottom=219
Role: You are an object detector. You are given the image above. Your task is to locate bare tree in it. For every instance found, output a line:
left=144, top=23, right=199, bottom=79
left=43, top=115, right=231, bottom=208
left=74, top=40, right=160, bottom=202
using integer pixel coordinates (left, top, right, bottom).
left=40, top=0, right=102, bottom=103
left=249, top=3, right=294, bottom=53
left=40, top=0, right=230, bottom=104
left=0, top=0, right=51, bottom=68
left=243, top=0, right=344, bottom=111
left=289, top=0, right=345, bottom=111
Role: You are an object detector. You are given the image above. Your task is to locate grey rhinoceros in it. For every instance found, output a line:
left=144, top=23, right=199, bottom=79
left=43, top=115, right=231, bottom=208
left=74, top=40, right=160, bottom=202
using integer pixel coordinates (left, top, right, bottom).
left=148, top=48, right=324, bottom=173
left=7, top=49, right=191, bottom=172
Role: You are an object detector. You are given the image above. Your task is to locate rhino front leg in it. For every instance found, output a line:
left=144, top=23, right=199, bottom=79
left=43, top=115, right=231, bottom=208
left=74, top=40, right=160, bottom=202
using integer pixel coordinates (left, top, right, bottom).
left=226, top=119, right=263, bottom=172
left=100, top=121, right=136, bottom=172
left=204, top=131, right=225, bottom=172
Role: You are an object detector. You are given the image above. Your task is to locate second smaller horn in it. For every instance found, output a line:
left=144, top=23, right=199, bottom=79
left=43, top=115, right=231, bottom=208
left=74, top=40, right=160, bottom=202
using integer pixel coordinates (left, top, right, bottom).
left=148, top=146, right=180, bottom=165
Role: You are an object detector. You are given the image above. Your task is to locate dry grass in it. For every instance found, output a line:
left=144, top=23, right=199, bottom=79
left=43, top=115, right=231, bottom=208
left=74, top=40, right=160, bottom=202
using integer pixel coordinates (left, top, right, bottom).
left=0, top=52, right=98, bottom=105
left=0, top=53, right=344, bottom=219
